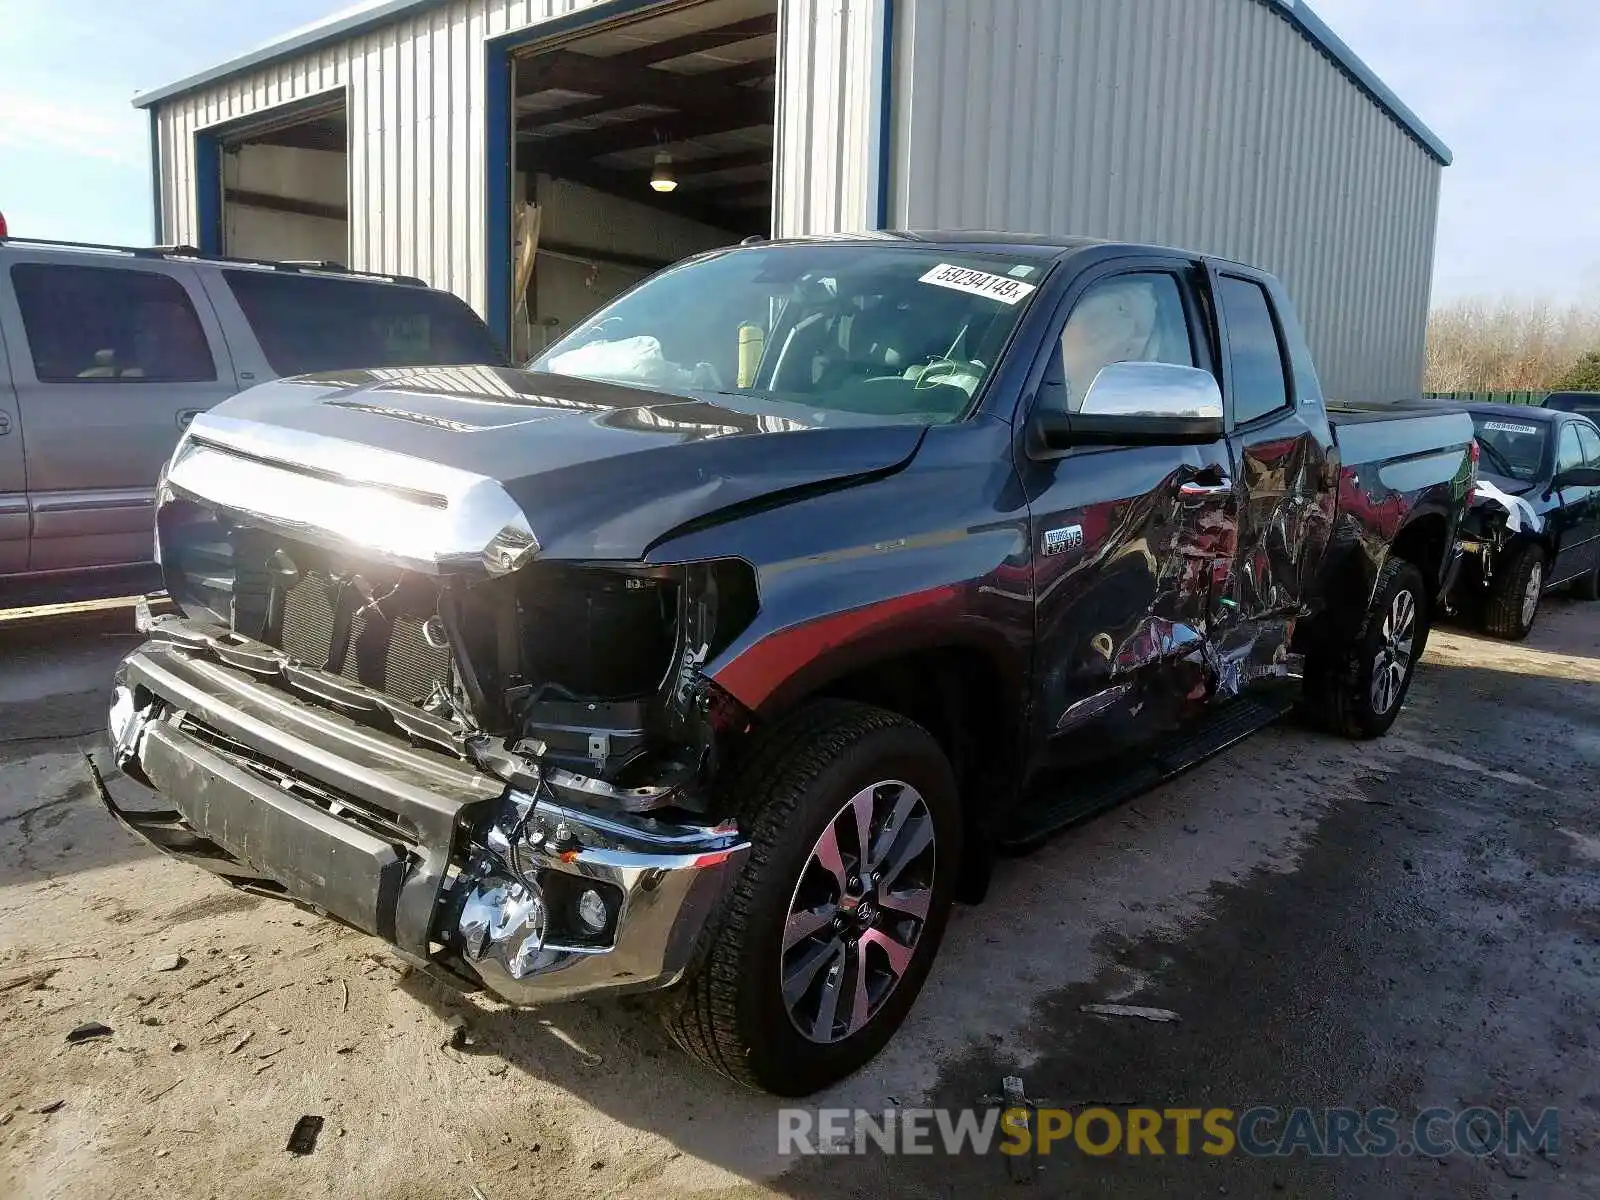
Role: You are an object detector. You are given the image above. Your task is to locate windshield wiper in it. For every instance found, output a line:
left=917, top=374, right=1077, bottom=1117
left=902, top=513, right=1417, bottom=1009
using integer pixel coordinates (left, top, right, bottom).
left=1475, top=438, right=1522, bottom=479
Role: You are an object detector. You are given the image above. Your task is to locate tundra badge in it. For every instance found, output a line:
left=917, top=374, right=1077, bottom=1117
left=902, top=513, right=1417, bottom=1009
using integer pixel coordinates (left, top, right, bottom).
left=1043, top=525, right=1083, bottom=556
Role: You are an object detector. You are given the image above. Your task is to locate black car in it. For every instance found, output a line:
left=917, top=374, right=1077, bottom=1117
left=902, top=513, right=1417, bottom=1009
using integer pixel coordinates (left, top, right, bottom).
left=1543, top=390, right=1600, bottom=424
left=1450, top=403, right=1600, bottom=637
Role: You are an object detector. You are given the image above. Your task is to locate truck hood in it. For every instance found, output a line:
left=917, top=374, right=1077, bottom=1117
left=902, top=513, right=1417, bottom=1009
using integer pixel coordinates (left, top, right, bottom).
left=166, top=366, right=926, bottom=570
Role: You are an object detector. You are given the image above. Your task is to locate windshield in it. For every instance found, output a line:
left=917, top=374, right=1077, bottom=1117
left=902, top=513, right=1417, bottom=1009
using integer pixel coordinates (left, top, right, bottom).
left=1470, top=415, right=1549, bottom=482
left=528, top=245, right=1048, bottom=426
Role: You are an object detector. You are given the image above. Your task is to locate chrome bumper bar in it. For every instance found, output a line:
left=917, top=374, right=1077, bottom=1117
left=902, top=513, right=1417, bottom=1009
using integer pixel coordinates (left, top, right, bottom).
left=100, top=632, right=748, bottom=1003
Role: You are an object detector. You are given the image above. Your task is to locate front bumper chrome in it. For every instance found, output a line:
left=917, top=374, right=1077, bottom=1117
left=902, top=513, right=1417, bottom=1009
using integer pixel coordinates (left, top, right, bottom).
left=98, top=631, right=748, bottom=1004
left=456, top=799, right=749, bottom=1002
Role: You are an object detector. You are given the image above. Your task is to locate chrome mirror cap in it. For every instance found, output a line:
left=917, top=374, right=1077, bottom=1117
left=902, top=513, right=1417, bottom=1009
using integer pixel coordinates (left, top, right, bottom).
left=1079, top=361, right=1224, bottom=420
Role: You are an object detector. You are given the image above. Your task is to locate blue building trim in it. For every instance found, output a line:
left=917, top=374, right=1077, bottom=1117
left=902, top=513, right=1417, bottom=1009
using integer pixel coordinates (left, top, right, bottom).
left=483, top=43, right=513, bottom=347
left=193, top=131, right=223, bottom=255
left=1274, top=0, right=1452, bottom=165
left=482, top=0, right=674, bottom=349
left=148, top=110, right=164, bottom=244
left=873, top=0, right=895, bottom=229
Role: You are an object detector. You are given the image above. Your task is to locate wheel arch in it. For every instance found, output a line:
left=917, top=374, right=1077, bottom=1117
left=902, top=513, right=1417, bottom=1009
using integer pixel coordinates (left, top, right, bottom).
left=735, top=631, right=1029, bottom=904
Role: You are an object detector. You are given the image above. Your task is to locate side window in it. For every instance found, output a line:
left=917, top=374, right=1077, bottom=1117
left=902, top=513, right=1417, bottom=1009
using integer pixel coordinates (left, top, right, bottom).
left=1216, top=275, right=1290, bottom=424
left=1040, top=273, right=1193, bottom=414
left=1574, top=422, right=1600, bottom=469
left=10, top=263, right=216, bottom=384
left=1556, top=423, right=1586, bottom=475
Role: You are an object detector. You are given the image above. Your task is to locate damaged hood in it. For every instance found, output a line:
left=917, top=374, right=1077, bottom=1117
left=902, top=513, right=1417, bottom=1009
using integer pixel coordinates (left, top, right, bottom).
left=166, top=365, right=926, bottom=569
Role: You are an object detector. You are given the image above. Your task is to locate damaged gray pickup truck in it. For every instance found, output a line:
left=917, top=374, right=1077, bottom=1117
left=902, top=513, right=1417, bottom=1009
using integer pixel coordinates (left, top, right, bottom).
left=97, top=233, right=1475, bottom=1095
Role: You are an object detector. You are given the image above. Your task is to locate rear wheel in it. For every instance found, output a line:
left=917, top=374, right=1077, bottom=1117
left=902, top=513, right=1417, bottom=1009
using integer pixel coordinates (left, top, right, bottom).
left=1303, top=557, right=1428, bottom=740
left=658, top=700, right=961, bottom=1095
left=1484, top=543, right=1544, bottom=639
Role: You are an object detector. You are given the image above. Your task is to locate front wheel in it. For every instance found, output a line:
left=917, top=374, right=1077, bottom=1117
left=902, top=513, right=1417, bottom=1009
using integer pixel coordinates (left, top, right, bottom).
left=1303, top=557, right=1429, bottom=740
left=658, top=700, right=961, bottom=1095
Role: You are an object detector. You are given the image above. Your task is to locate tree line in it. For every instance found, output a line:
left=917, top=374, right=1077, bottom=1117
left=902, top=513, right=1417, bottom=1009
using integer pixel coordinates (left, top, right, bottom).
left=1426, top=298, right=1600, bottom=393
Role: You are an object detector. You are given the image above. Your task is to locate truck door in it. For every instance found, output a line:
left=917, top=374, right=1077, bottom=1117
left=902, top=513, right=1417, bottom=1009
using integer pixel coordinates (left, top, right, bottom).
left=1020, top=259, right=1237, bottom=756
left=1207, top=268, right=1333, bottom=693
left=0, top=316, right=25, bottom=575
left=0, top=256, right=237, bottom=574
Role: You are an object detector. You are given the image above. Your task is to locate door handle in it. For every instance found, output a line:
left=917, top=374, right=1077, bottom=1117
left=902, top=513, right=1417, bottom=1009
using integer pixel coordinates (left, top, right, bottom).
left=176, top=408, right=203, bottom=430
left=1179, top=472, right=1233, bottom=498
left=0, top=412, right=10, bottom=435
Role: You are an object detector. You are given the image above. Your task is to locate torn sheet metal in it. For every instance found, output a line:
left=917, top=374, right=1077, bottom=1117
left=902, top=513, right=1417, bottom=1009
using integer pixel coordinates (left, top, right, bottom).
left=1472, top=480, right=1543, bottom=534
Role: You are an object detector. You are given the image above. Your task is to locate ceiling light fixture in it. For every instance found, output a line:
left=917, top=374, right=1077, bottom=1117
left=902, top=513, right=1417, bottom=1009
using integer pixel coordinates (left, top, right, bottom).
left=650, top=150, right=678, bottom=193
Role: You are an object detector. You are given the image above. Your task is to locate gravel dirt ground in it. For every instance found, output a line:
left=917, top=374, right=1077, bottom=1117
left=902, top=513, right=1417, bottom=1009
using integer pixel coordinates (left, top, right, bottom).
left=0, top=597, right=1596, bottom=1199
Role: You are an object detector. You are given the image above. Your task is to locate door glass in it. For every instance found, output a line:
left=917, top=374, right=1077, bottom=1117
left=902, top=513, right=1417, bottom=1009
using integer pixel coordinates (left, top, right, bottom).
left=223, top=270, right=506, bottom=374
left=1556, top=423, right=1585, bottom=474
left=1042, top=273, right=1194, bottom=414
left=1575, top=422, right=1600, bottom=468
left=1216, top=276, right=1290, bottom=424
left=10, top=263, right=216, bottom=383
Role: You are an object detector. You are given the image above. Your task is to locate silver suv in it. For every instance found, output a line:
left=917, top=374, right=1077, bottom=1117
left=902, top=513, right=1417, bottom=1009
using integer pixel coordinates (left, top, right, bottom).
left=0, top=238, right=505, bottom=590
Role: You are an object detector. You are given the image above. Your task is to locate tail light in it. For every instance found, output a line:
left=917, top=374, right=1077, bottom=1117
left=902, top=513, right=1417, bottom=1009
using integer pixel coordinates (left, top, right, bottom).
left=1468, top=438, right=1481, bottom=478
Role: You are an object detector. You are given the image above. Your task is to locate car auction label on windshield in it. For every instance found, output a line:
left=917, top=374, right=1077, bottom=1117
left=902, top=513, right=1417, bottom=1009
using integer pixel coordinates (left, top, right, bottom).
left=919, top=263, right=1037, bottom=305
left=1482, top=421, right=1539, bottom=435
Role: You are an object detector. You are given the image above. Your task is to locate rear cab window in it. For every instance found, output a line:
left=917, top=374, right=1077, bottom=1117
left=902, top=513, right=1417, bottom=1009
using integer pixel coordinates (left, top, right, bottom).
left=10, top=263, right=216, bottom=383
left=222, top=270, right=506, bottom=376
left=1215, top=275, right=1291, bottom=425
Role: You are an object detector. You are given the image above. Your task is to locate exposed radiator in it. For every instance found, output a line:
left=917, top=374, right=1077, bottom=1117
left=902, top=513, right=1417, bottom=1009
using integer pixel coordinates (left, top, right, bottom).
left=275, top=569, right=452, bottom=706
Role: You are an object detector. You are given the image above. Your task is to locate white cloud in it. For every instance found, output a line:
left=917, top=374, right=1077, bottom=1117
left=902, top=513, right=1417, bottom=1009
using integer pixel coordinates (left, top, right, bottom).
left=0, top=89, right=145, bottom=167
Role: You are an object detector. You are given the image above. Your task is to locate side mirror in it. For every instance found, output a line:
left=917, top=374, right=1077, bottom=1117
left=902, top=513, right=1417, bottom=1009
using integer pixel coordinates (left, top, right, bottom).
left=1553, top=465, right=1600, bottom=489
left=1027, top=361, right=1225, bottom=456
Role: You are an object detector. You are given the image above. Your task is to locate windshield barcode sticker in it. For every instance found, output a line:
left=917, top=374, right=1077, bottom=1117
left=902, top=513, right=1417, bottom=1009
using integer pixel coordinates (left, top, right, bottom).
left=1481, top=421, right=1539, bottom=435
left=919, top=264, right=1037, bottom=305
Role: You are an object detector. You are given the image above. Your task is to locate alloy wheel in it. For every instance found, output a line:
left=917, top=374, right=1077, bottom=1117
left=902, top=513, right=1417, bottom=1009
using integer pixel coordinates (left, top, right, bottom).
left=1521, top=561, right=1543, bottom=628
left=1370, top=587, right=1416, bottom=716
left=780, top=780, right=937, bottom=1044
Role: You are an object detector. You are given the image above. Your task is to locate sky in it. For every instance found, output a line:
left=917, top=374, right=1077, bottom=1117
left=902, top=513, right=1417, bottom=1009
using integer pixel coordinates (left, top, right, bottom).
left=1, top=0, right=1597, bottom=305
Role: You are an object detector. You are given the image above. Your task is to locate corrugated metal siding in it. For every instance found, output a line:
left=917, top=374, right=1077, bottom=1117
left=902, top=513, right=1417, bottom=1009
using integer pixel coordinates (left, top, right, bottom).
left=888, top=0, right=1443, bottom=401
left=772, top=0, right=885, bottom=236
left=153, top=0, right=622, bottom=316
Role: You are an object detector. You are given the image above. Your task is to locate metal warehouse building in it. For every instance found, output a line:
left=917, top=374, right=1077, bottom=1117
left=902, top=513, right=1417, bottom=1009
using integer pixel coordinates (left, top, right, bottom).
left=134, top=0, right=1451, bottom=399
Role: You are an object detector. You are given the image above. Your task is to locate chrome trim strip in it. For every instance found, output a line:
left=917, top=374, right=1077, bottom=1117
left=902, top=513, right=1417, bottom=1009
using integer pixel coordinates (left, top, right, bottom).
left=0, top=494, right=29, bottom=516
left=166, top=412, right=539, bottom=576
left=30, top=487, right=155, bottom=514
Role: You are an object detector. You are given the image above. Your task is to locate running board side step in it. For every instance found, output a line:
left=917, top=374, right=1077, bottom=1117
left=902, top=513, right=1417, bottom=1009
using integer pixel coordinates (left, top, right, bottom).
left=998, top=697, right=1294, bottom=854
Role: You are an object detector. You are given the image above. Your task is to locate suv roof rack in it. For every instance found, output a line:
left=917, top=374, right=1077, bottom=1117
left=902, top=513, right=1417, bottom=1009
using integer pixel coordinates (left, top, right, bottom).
left=0, top=235, right=427, bottom=287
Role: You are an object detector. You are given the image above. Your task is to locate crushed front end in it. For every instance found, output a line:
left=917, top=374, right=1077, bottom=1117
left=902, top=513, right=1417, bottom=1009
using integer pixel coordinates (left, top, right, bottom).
left=99, top=429, right=756, bottom=1003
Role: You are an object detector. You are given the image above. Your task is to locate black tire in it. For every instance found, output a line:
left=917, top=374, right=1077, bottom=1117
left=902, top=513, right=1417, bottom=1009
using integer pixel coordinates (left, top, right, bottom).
left=1484, top=542, right=1545, bottom=639
left=1572, top=561, right=1600, bottom=602
left=656, top=700, right=961, bottom=1096
left=1302, top=557, right=1429, bottom=740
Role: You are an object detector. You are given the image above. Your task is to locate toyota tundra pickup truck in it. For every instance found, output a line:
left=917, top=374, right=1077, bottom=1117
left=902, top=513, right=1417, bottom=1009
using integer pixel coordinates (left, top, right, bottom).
left=96, top=233, right=1475, bottom=1095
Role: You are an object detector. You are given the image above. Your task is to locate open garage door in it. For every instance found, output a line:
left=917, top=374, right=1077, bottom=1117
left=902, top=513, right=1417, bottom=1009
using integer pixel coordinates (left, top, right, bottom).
left=509, top=0, right=776, bottom=358
left=218, top=96, right=349, bottom=266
